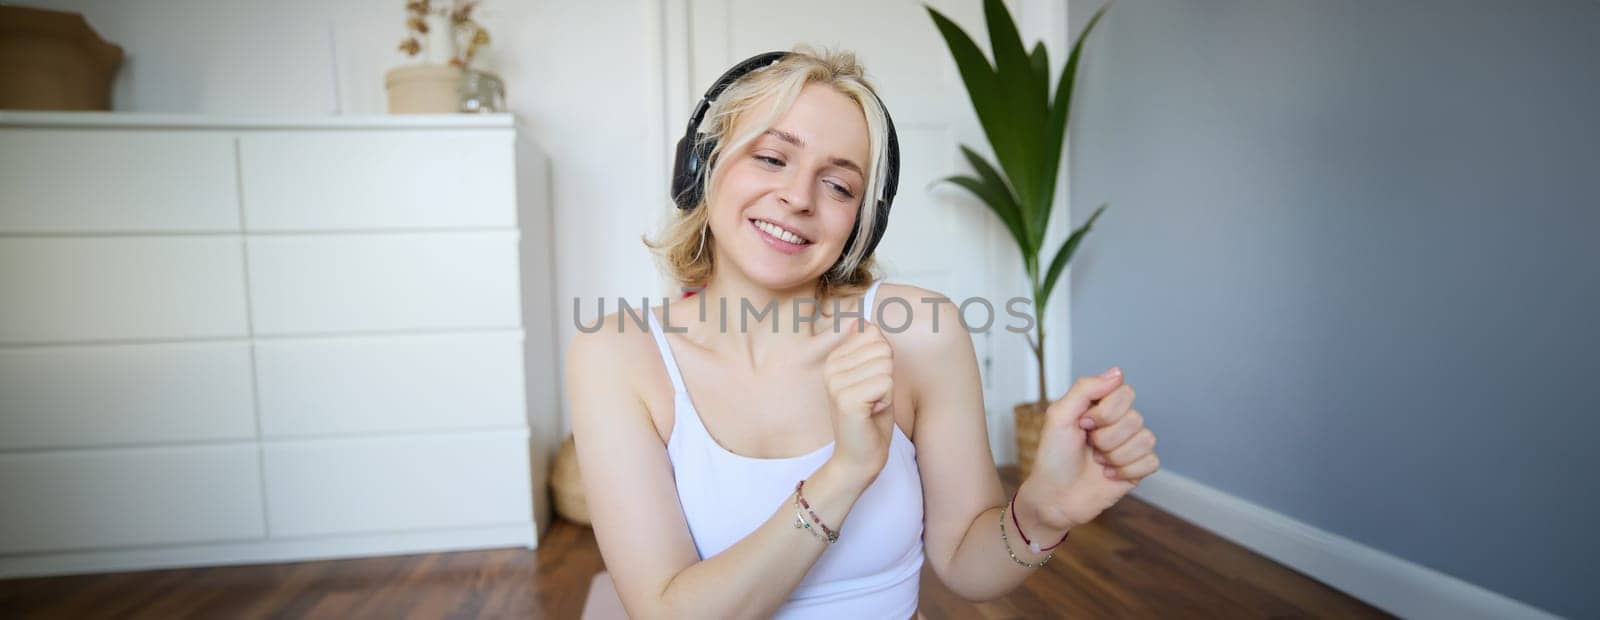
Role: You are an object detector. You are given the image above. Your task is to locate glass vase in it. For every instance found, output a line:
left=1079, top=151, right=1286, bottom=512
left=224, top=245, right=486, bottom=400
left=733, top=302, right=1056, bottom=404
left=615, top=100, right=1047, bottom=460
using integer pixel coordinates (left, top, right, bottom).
left=458, top=69, right=505, bottom=113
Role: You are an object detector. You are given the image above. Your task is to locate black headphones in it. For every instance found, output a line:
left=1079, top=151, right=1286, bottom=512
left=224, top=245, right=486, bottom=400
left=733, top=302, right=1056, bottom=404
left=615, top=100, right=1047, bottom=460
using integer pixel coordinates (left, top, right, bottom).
left=670, top=50, right=901, bottom=262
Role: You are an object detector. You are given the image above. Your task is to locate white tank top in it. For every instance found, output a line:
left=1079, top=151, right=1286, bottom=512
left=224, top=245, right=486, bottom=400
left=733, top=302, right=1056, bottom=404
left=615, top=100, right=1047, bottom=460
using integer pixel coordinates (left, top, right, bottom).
left=645, top=279, right=925, bottom=619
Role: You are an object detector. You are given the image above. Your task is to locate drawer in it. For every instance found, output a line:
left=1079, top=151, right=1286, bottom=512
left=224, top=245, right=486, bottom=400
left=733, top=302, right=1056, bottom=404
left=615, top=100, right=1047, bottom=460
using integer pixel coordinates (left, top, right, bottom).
left=0, top=129, right=239, bottom=233
left=261, top=431, right=532, bottom=537
left=0, top=237, right=250, bottom=344
left=238, top=130, right=515, bottom=230
left=0, top=341, right=256, bottom=450
left=256, top=332, right=526, bottom=437
left=246, top=232, right=521, bottom=334
left=0, top=445, right=265, bottom=554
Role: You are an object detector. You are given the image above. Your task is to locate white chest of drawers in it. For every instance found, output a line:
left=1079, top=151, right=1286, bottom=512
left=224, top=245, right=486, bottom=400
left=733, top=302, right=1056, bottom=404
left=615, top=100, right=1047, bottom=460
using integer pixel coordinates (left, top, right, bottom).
left=0, top=112, right=557, bottom=577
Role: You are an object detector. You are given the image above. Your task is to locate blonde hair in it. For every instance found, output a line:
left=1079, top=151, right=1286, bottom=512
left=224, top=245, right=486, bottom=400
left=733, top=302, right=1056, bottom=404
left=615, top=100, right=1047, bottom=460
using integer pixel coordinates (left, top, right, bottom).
left=643, top=44, right=891, bottom=304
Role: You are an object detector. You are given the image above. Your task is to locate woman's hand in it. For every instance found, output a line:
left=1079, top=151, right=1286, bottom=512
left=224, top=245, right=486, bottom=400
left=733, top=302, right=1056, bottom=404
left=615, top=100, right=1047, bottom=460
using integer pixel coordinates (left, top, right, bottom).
left=820, top=317, right=896, bottom=484
left=1019, top=367, right=1160, bottom=531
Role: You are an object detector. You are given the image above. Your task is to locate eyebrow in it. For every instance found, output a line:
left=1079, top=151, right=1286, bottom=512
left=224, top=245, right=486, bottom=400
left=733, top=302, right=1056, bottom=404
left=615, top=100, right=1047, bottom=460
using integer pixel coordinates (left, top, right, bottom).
left=762, top=128, right=865, bottom=177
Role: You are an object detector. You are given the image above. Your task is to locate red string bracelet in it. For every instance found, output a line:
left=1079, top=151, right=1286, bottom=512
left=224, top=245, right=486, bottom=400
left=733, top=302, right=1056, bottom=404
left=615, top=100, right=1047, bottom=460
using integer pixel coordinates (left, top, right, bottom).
left=1009, top=489, right=1070, bottom=554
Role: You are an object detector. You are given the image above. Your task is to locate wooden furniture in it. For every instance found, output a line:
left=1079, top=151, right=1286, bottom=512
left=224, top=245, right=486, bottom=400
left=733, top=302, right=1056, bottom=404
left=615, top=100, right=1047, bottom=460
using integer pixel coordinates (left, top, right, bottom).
left=0, top=111, right=559, bottom=578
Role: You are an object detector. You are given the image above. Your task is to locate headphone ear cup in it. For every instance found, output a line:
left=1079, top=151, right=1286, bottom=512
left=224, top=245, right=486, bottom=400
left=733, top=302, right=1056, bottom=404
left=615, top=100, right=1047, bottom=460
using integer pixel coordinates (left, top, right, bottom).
left=671, top=135, right=718, bottom=210
left=864, top=97, right=901, bottom=258
left=670, top=134, right=698, bottom=210
left=671, top=51, right=788, bottom=211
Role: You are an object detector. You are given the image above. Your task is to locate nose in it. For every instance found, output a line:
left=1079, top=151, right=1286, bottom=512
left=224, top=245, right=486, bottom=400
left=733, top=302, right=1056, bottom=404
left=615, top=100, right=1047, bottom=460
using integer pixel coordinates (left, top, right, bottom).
left=776, top=170, right=815, bottom=214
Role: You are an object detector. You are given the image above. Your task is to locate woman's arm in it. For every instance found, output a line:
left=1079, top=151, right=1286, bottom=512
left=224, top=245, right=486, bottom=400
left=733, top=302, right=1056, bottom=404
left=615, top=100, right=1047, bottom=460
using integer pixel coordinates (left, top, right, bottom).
left=565, top=315, right=877, bottom=619
left=883, top=286, right=1062, bottom=602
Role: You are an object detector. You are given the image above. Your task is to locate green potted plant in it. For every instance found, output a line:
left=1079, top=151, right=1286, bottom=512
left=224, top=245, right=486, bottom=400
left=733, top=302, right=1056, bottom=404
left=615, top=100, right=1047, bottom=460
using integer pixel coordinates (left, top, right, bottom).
left=927, top=0, right=1109, bottom=480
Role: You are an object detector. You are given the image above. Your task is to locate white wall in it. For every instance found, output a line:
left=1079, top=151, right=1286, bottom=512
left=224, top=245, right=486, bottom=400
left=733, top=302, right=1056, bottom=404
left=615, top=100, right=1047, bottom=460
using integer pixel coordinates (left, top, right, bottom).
left=13, top=0, right=1086, bottom=444
left=1064, top=0, right=1595, bottom=617
left=14, top=0, right=666, bottom=438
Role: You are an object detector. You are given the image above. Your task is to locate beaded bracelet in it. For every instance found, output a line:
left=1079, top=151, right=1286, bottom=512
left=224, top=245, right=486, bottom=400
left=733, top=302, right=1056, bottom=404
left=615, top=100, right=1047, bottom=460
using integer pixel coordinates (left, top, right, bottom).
left=794, top=505, right=825, bottom=541
left=1009, top=489, right=1070, bottom=554
left=794, top=480, right=839, bottom=544
left=998, top=501, right=1049, bottom=568
left=992, top=495, right=1068, bottom=568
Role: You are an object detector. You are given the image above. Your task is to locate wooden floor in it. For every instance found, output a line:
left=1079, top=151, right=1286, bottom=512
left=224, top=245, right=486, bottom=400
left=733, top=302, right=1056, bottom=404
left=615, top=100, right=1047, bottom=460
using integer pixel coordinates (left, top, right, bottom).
left=0, top=467, right=1393, bottom=619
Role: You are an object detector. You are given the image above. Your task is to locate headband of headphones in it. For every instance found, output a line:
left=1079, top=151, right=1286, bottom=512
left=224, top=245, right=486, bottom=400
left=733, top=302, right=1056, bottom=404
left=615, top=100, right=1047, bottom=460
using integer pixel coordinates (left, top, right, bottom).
left=669, top=50, right=901, bottom=262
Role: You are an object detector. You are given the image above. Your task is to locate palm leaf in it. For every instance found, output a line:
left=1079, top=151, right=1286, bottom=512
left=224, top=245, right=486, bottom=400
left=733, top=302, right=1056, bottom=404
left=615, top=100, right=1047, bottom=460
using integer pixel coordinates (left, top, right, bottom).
left=981, top=0, right=1044, bottom=210
left=1039, top=203, right=1107, bottom=310
left=958, top=145, right=1033, bottom=255
left=939, top=174, right=1032, bottom=261
left=1028, top=41, right=1051, bottom=116
left=927, top=0, right=1113, bottom=404
left=927, top=4, right=1033, bottom=216
left=1034, top=4, right=1109, bottom=239
left=925, top=8, right=1006, bottom=164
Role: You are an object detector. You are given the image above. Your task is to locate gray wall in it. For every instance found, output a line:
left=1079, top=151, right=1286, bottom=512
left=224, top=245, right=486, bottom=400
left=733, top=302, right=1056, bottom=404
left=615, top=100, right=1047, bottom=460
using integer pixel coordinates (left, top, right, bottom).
left=1065, top=1, right=1598, bottom=617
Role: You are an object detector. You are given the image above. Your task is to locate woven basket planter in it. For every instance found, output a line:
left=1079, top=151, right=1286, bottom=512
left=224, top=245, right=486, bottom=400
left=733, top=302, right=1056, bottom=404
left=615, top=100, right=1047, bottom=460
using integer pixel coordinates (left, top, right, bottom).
left=550, top=433, right=590, bottom=526
left=1013, top=401, right=1048, bottom=481
left=0, top=6, right=123, bottom=110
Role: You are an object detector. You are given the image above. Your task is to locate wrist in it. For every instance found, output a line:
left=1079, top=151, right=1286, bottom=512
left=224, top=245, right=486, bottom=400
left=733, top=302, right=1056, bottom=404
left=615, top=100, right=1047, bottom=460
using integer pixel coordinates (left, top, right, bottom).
left=819, top=457, right=877, bottom=495
left=1015, top=477, right=1076, bottom=536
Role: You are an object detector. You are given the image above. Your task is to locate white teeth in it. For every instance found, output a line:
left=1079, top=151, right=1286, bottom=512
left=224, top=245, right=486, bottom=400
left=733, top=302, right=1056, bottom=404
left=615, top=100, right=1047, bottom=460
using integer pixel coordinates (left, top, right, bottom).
left=755, top=219, right=807, bottom=244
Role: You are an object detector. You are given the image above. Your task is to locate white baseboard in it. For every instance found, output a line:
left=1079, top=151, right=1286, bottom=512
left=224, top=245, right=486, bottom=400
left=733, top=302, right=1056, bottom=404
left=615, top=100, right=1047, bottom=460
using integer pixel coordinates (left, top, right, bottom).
left=1130, top=470, right=1560, bottom=620
left=0, top=522, right=536, bottom=579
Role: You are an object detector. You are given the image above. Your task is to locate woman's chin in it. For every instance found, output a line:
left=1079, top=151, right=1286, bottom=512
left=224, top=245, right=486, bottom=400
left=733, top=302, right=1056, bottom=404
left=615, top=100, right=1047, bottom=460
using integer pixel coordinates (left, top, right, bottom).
left=734, top=253, right=826, bottom=291
left=745, top=267, right=817, bottom=291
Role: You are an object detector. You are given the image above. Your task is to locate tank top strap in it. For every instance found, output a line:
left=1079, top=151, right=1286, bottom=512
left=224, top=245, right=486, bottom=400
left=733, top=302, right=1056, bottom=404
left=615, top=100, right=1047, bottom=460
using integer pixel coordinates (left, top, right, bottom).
left=863, top=278, right=885, bottom=322
left=646, top=308, right=688, bottom=395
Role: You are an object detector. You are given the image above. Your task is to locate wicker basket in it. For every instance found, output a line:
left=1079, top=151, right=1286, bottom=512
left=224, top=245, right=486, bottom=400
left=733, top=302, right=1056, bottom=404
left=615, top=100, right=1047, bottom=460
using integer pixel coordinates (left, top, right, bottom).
left=550, top=433, right=590, bottom=526
left=1013, top=401, right=1048, bottom=480
left=0, top=6, right=123, bottom=110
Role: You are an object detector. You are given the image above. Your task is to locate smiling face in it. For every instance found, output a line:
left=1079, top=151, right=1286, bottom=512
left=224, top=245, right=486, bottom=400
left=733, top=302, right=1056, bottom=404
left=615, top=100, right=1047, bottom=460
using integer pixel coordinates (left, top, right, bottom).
left=705, top=82, right=872, bottom=291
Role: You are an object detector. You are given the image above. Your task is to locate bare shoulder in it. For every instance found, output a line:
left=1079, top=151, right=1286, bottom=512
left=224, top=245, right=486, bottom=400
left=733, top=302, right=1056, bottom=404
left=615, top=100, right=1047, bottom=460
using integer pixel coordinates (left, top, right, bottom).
left=565, top=307, right=667, bottom=415
left=871, top=282, right=982, bottom=441
left=567, top=310, right=634, bottom=372
left=872, top=282, right=972, bottom=358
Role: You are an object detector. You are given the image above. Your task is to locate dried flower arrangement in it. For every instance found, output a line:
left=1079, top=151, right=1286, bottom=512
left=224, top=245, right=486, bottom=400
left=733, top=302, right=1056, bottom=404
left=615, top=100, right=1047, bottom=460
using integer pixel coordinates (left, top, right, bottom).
left=398, top=0, right=491, bottom=68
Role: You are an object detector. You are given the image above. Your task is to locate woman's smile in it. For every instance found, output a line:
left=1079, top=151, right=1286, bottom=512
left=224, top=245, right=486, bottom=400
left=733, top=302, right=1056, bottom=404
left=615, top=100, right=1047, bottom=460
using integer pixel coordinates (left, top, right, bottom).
left=748, top=217, right=814, bottom=255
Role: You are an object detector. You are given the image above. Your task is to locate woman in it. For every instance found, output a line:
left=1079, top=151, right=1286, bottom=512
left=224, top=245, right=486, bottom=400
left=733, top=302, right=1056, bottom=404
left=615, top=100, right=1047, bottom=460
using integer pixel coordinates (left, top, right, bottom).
left=566, top=46, right=1159, bottom=619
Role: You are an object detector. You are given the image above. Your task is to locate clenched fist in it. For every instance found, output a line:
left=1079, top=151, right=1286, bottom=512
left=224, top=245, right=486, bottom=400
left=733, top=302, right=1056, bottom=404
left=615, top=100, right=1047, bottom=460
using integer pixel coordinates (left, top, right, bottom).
left=1020, top=367, right=1160, bottom=531
left=820, top=317, right=896, bottom=482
